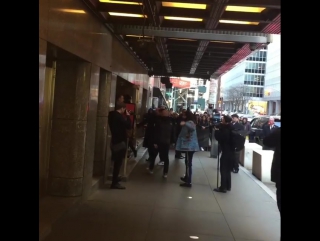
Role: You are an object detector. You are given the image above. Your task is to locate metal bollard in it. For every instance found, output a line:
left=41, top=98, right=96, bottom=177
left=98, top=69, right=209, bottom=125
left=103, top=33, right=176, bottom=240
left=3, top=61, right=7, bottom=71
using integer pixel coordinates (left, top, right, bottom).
left=210, top=129, right=219, bottom=158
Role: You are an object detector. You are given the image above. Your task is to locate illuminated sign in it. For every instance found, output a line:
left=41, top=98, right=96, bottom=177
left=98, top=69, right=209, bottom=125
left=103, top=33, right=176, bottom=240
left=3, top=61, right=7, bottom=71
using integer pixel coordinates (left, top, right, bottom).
left=170, top=78, right=191, bottom=88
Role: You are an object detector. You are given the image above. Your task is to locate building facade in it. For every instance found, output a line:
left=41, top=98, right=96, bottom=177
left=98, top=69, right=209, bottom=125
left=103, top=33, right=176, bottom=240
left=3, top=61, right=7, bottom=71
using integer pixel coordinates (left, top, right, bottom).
left=264, top=34, right=281, bottom=115
left=39, top=0, right=152, bottom=200
left=221, top=34, right=280, bottom=115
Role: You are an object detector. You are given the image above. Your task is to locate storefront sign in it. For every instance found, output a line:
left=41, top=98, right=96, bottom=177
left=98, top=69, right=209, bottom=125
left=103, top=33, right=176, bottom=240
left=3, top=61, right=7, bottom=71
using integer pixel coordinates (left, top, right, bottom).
left=170, top=78, right=191, bottom=88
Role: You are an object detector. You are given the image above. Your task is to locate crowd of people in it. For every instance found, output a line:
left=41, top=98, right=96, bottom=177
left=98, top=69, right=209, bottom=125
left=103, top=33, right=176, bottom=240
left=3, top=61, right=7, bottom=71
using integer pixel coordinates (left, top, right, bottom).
left=107, top=100, right=280, bottom=217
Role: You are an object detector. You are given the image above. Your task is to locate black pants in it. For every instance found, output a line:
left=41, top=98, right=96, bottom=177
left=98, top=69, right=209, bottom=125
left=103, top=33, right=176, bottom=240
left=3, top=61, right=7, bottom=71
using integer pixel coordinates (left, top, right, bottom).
left=175, top=150, right=182, bottom=157
left=112, top=149, right=126, bottom=185
left=128, top=138, right=136, bottom=153
left=220, top=155, right=231, bottom=190
left=148, top=145, right=159, bottom=171
left=148, top=144, right=170, bottom=172
left=158, top=144, right=170, bottom=174
left=184, top=151, right=195, bottom=184
left=233, top=151, right=240, bottom=171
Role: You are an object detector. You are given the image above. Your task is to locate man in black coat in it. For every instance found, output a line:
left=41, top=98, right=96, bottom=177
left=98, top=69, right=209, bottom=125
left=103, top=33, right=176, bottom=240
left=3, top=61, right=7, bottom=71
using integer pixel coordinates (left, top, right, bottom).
left=262, top=117, right=279, bottom=150
left=108, top=102, right=132, bottom=189
left=137, top=108, right=157, bottom=162
left=263, top=127, right=281, bottom=216
left=231, top=114, right=244, bottom=173
left=214, top=115, right=235, bottom=193
left=149, top=109, right=173, bottom=177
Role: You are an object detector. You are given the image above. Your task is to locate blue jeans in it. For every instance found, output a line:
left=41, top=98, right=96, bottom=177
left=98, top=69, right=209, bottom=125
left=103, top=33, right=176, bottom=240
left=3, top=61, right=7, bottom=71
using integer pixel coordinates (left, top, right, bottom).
left=184, top=151, right=195, bottom=184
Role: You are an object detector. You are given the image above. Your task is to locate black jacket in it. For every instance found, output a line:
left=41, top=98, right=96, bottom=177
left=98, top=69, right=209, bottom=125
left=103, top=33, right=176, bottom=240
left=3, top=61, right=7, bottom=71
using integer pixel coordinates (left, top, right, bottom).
left=263, top=127, right=281, bottom=186
left=154, top=116, right=173, bottom=146
left=232, top=122, right=244, bottom=131
left=108, top=111, right=131, bottom=145
left=141, top=112, right=157, bottom=148
left=214, top=124, right=235, bottom=170
left=262, top=124, right=279, bottom=139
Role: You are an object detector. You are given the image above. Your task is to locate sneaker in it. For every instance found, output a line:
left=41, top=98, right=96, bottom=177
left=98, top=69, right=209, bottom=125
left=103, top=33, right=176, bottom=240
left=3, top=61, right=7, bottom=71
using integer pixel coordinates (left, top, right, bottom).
left=201, top=147, right=204, bottom=151
left=163, top=174, right=167, bottom=178
left=157, top=161, right=164, bottom=166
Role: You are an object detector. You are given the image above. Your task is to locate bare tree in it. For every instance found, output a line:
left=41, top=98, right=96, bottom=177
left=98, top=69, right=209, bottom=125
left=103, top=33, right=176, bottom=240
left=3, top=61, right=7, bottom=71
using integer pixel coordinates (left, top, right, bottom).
left=223, top=84, right=251, bottom=112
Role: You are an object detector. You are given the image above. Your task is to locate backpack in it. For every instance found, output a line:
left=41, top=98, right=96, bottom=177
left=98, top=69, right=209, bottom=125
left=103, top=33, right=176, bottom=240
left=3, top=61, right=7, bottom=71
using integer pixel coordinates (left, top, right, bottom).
left=231, top=130, right=246, bottom=151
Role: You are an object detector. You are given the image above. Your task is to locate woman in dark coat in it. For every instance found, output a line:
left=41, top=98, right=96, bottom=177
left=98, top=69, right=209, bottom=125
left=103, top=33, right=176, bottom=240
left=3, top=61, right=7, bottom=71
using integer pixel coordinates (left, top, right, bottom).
left=137, top=109, right=156, bottom=161
left=197, top=115, right=210, bottom=151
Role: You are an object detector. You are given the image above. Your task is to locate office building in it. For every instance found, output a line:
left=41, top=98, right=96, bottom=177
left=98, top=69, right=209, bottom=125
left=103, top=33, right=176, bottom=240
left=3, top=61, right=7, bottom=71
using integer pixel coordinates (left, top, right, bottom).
left=221, top=34, right=280, bottom=115
left=264, top=34, right=281, bottom=115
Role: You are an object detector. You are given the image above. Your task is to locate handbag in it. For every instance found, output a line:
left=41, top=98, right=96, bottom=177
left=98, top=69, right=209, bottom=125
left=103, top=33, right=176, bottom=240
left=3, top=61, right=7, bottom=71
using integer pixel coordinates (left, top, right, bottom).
left=111, top=141, right=127, bottom=152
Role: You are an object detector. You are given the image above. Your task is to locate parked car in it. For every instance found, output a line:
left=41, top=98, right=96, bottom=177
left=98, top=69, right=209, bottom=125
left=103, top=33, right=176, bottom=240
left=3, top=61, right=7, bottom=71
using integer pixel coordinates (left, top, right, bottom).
left=249, top=116, right=281, bottom=143
left=239, top=114, right=255, bottom=122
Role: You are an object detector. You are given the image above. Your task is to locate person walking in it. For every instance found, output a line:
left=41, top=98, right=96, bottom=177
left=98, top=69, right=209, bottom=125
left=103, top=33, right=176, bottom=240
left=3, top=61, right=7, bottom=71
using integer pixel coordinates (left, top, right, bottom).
left=176, top=111, right=200, bottom=188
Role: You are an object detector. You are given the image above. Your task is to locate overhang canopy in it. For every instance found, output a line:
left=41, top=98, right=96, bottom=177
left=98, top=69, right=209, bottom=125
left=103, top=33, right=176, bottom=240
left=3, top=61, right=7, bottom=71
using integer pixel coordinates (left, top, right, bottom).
left=82, top=0, right=281, bottom=78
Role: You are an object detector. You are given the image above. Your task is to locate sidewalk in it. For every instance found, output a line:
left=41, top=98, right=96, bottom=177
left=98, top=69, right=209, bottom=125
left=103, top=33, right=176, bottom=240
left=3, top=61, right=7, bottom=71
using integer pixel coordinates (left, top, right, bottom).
left=44, top=151, right=280, bottom=241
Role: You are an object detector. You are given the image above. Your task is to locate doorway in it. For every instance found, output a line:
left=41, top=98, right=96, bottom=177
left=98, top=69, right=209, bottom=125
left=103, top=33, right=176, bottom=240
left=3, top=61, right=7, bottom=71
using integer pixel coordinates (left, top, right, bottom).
left=115, top=77, right=135, bottom=103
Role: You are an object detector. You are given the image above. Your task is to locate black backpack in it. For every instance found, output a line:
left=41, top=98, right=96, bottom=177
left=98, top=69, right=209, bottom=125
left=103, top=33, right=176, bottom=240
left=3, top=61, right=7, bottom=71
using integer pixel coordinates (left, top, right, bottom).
left=231, top=130, right=246, bottom=151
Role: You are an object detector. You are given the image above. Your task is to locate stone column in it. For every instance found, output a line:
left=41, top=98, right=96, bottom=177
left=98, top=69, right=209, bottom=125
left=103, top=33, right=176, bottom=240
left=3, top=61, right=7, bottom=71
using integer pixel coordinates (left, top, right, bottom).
left=93, top=70, right=112, bottom=177
left=268, top=101, right=273, bottom=115
left=48, top=60, right=92, bottom=197
left=81, top=64, right=100, bottom=199
left=104, top=73, right=117, bottom=183
left=39, top=38, right=47, bottom=198
left=275, top=100, right=281, bottom=114
left=215, top=77, right=221, bottom=110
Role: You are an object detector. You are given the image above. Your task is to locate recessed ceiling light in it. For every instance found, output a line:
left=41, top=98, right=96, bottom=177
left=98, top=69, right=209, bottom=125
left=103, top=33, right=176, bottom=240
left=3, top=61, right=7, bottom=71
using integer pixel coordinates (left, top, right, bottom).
left=164, top=16, right=203, bottom=21
left=109, top=12, right=147, bottom=18
left=162, top=2, right=206, bottom=10
left=54, top=9, right=86, bottom=14
left=99, top=0, right=141, bottom=5
left=126, top=35, right=152, bottom=38
left=189, top=236, right=199, bottom=239
left=219, top=20, right=259, bottom=25
left=169, top=38, right=197, bottom=41
left=188, top=196, right=193, bottom=199
left=226, top=6, right=266, bottom=13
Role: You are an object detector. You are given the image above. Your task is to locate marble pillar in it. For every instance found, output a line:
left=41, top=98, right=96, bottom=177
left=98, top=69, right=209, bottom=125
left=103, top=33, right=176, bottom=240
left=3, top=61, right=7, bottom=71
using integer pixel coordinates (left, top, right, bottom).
left=104, top=73, right=117, bottom=182
left=39, top=38, right=47, bottom=198
left=93, top=70, right=112, bottom=177
left=268, top=101, right=273, bottom=115
left=82, top=64, right=100, bottom=199
left=48, top=60, right=92, bottom=197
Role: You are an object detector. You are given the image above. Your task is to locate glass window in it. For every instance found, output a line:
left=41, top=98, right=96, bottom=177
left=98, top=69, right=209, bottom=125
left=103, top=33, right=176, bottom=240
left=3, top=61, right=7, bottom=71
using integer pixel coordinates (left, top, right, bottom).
left=251, top=118, right=259, bottom=127
left=262, top=51, right=267, bottom=58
